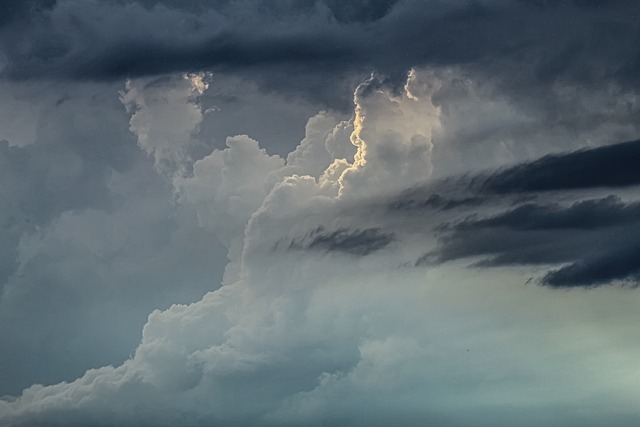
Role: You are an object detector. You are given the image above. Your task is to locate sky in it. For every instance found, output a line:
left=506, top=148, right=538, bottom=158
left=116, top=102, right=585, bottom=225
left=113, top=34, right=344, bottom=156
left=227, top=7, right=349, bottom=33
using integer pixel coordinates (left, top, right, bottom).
left=1, top=0, right=640, bottom=426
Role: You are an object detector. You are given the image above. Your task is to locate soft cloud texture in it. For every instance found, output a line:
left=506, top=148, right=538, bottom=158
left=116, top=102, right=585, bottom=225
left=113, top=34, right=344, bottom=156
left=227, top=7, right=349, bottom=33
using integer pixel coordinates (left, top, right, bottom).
left=0, top=79, right=231, bottom=395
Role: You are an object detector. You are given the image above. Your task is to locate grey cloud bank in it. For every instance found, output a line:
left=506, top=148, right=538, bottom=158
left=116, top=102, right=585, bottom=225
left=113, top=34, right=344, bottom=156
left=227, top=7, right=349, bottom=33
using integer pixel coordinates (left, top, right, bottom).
left=2, top=0, right=640, bottom=108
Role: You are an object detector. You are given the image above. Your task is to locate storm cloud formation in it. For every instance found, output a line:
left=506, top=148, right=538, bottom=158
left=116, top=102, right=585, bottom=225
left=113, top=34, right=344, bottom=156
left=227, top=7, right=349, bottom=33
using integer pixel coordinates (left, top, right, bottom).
left=2, top=0, right=640, bottom=108
left=1, top=1, right=640, bottom=426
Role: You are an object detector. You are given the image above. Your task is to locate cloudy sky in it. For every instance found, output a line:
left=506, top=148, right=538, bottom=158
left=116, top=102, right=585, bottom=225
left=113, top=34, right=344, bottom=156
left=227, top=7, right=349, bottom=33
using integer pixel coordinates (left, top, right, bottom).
left=1, top=1, right=640, bottom=426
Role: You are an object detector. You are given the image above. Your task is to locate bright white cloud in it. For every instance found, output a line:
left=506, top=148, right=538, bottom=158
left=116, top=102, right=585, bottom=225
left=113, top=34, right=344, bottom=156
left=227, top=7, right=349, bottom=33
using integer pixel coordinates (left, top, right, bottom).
left=338, top=72, right=441, bottom=198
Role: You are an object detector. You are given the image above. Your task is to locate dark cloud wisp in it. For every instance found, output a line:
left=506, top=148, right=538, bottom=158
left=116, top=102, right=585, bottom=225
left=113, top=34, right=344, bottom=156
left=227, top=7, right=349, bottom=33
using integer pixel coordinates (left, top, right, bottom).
left=286, top=226, right=395, bottom=256
left=382, top=139, right=640, bottom=288
left=480, top=139, right=640, bottom=194
left=428, top=195, right=640, bottom=288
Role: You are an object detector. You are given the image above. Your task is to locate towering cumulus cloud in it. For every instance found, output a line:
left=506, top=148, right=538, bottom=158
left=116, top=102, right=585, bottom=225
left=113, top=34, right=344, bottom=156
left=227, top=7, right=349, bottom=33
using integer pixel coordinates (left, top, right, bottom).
left=2, top=68, right=639, bottom=427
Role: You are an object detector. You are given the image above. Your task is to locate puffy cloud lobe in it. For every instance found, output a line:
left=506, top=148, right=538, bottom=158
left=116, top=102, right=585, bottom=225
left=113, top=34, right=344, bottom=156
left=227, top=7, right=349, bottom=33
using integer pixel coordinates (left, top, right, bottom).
left=337, top=73, right=440, bottom=197
left=121, top=73, right=209, bottom=177
left=156, top=80, right=352, bottom=283
left=177, top=135, right=284, bottom=242
left=283, top=112, right=346, bottom=179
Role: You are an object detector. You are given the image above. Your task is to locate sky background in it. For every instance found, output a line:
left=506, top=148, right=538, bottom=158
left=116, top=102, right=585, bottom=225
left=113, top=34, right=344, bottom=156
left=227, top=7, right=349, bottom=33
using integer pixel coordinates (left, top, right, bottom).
left=1, top=1, right=640, bottom=426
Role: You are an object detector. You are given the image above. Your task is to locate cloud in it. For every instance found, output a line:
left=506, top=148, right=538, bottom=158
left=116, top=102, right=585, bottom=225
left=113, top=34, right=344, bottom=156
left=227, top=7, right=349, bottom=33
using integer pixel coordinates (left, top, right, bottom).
left=286, top=226, right=395, bottom=256
left=195, top=74, right=335, bottom=157
left=2, top=0, right=640, bottom=110
left=2, top=68, right=640, bottom=427
left=0, top=0, right=57, bottom=27
left=408, top=138, right=640, bottom=287
left=0, top=82, right=134, bottom=293
left=428, top=196, right=640, bottom=287
left=416, top=67, right=640, bottom=177
left=121, top=73, right=209, bottom=178
left=0, top=65, right=349, bottom=396
left=337, top=72, right=440, bottom=197
left=0, top=80, right=230, bottom=396
left=480, top=139, right=640, bottom=193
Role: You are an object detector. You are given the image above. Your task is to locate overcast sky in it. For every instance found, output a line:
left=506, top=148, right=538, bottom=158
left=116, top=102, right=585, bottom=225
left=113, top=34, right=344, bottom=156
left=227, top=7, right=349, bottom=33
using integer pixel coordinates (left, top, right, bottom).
left=1, top=1, right=640, bottom=426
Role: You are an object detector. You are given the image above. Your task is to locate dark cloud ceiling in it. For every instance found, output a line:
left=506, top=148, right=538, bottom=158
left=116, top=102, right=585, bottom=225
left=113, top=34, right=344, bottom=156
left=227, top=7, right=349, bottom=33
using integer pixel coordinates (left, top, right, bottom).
left=1, top=0, right=639, bottom=108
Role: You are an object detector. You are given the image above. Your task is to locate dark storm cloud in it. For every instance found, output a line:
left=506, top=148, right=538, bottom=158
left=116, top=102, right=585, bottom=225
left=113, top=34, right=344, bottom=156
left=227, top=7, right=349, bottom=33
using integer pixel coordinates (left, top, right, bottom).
left=457, top=196, right=640, bottom=230
left=120, top=0, right=400, bottom=23
left=0, top=0, right=57, bottom=27
left=424, top=196, right=640, bottom=288
left=389, top=191, right=484, bottom=212
left=377, top=139, right=640, bottom=288
left=2, top=0, right=640, bottom=108
left=481, top=139, right=640, bottom=194
left=287, top=226, right=395, bottom=256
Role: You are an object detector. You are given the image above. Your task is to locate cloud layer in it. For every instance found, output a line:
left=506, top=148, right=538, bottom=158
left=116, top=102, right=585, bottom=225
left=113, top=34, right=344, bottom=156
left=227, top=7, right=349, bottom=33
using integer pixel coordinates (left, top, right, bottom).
left=2, top=0, right=640, bottom=108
